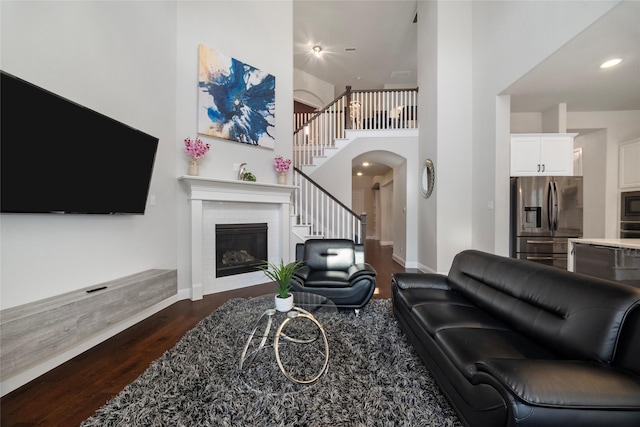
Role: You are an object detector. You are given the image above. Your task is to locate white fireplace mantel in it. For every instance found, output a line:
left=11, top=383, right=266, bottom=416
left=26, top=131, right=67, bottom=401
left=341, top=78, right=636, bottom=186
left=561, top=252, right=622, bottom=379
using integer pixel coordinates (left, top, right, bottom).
left=178, top=175, right=296, bottom=204
left=179, top=176, right=296, bottom=300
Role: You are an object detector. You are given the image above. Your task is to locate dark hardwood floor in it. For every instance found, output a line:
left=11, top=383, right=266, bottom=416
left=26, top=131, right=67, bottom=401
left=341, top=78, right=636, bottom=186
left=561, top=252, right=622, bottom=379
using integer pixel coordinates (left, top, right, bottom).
left=1, top=241, right=417, bottom=427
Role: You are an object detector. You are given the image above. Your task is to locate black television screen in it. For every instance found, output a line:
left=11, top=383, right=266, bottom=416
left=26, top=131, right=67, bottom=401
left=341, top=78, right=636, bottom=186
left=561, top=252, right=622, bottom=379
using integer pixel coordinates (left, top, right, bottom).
left=1, top=71, right=159, bottom=214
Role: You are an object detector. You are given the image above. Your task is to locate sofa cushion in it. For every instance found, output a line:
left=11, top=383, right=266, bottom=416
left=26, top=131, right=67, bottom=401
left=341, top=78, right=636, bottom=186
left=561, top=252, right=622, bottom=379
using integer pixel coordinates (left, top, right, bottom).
left=302, top=270, right=351, bottom=288
left=436, top=328, right=557, bottom=379
left=413, top=304, right=511, bottom=336
left=394, top=287, right=473, bottom=310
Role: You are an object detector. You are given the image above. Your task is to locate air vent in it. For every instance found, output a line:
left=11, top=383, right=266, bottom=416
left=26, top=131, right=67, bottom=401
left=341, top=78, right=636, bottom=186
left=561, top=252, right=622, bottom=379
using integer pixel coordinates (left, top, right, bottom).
left=390, top=70, right=411, bottom=79
left=345, top=47, right=357, bottom=52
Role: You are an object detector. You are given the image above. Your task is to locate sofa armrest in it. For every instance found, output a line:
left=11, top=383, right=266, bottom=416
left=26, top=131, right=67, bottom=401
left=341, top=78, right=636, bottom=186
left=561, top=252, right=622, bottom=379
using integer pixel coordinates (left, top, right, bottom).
left=474, top=358, right=640, bottom=409
left=392, top=272, right=450, bottom=290
left=347, top=263, right=377, bottom=281
left=293, top=266, right=310, bottom=281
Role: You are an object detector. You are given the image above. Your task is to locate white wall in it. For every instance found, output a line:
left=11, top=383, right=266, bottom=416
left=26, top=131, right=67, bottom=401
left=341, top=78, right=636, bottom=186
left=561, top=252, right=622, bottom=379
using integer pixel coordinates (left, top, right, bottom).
left=294, top=68, right=335, bottom=109
left=511, top=112, right=543, bottom=133
left=568, top=110, right=640, bottom=237
left=417, top=0, right=438, bottom=272
left=473, top=0, right=620, bottom=260
left=375, top=169, right=394, bottom=242
left=418, top=1, right=473, bottom=273
left=1, top=1, right=294, bottom=307
left=308, top=133, right=419, bottom=267
left=437, top=1, right=473, bottom=272
left=574, top=130, right=608, bottom=238
left=0, top=1, right=178, bottom=309
left=352, top=175, right=375, bottom=238
left=392, top=161, right=408, bottom=264
left=175, top=1, right=293, bottom=298
left=416, top=0, right=622, bottom=273
left=380, top=181, right=394, bottom=246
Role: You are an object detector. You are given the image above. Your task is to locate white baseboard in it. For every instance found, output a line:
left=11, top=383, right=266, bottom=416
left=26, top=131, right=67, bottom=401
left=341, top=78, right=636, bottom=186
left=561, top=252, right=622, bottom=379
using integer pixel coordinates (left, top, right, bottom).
left=417, top=263, right=437, bottom=273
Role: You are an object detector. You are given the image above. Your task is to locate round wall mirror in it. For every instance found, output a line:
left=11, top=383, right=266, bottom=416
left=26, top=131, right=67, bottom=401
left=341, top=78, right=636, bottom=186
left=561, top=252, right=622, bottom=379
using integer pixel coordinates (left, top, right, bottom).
left=420, top=159, right=435, bottom=198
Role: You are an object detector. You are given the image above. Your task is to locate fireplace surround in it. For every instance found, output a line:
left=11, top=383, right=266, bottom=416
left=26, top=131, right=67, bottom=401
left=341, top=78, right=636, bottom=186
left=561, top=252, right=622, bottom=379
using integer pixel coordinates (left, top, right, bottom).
left=179, top=176, right=295, bottom=300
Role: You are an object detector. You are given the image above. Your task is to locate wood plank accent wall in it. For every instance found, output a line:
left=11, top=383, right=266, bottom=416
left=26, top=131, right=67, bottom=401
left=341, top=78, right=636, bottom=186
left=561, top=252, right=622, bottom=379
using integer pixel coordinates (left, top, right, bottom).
left=0, top=269, right=177, bottom=379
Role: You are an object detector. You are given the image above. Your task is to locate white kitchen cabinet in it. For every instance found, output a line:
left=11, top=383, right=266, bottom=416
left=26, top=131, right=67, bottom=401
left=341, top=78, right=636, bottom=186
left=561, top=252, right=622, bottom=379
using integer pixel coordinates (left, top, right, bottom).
left=510, top=133, right=577, bottom=176
left=619, top=138, right=640, bottom=188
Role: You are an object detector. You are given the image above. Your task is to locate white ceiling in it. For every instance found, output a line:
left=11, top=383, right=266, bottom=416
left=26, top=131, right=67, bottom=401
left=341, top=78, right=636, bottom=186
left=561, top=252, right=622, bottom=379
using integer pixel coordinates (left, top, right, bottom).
left=503, top=1, right=640, bottom=113
left=293, top=0, right=640, bottom=176
left=293, top=0, right=418, bottom=95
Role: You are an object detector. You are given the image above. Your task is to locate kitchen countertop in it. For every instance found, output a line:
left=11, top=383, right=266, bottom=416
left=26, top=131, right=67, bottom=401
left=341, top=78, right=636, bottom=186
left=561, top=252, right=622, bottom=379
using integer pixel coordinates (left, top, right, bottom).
left=568, top=238, right=640, bottom=250
left=567, top=238, right=640, bottom=271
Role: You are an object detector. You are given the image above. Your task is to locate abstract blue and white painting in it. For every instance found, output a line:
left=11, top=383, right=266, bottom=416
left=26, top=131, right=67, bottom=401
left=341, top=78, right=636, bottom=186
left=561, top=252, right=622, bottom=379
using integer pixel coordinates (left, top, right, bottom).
left=197, top=44, right=275, bottom=149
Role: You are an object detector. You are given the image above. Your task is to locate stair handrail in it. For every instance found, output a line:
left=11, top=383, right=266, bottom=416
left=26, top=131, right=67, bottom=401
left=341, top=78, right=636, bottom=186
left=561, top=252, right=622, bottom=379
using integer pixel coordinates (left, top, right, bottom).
left=294, top=166, right=359, bottom=217
left=292, top=167, right=366, bottom=244
left=294, top=87, right=350, bottom=135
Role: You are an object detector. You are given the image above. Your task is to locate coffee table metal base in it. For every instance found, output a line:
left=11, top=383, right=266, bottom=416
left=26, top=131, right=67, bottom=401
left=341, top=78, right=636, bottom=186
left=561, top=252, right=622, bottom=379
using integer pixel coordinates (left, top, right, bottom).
left=239, top=306, right=329, bottom=384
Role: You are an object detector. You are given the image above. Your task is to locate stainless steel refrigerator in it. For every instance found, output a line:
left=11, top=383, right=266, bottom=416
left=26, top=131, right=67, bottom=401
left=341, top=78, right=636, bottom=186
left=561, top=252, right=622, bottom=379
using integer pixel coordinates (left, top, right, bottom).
left=510, top=176, right=583, bottom=269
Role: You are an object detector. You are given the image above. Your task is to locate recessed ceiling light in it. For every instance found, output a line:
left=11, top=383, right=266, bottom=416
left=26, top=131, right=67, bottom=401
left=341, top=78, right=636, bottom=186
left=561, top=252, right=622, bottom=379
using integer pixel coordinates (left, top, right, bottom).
left=357, top=172, right=363, bottom=176
left=600, top=58, right=622, bottom=68
left=362, top=162, right=370, bottom=167
left=312, top=45, right=322, bottom=57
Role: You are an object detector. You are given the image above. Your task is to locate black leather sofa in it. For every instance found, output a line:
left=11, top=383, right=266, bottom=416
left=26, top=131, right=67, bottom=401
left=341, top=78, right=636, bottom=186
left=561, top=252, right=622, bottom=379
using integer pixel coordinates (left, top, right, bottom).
left=291, top=239, right=376, bottom=310
left=392, top=250, right=640, bottom=427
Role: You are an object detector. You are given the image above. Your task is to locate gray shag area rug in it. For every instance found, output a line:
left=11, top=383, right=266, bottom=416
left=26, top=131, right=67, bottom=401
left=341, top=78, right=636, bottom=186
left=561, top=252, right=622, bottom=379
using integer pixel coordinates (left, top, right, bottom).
left=81, top=298, right=462, bottom=426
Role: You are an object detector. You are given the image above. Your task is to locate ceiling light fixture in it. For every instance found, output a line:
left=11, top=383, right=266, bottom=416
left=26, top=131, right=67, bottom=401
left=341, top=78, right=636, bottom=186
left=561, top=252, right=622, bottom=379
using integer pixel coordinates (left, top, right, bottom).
left=312, top=45, right=322, bottom=57
left=362, top=162, right=370, bottom=167
left=357, top=172, right=363, bottom=176
left=600, top=58, right=622, bottom=68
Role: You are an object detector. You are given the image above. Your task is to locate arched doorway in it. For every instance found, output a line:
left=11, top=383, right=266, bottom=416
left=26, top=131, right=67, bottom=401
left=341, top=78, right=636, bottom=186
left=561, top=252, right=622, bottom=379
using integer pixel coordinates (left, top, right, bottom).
left=352, top=150, right=406, bottom=255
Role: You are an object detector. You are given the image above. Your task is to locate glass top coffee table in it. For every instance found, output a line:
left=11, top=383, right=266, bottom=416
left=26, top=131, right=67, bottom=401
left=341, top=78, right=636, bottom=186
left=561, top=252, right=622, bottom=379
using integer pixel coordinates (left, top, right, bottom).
left=237, top=292, right=336, bottom=384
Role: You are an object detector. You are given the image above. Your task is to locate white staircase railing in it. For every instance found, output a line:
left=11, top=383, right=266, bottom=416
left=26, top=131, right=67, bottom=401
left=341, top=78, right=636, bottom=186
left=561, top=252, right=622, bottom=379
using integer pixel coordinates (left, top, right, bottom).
left=291, top=87, right=417, bottom=247
left=293, top=87, right=418, bottom=169
left=292, top=167, right=366, bottom=244
left=293, top=92, right=348, bottom=168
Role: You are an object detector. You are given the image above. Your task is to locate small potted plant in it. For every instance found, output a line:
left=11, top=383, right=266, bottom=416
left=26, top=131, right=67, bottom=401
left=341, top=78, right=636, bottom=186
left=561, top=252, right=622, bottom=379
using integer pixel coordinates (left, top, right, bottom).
left=242, top=171, right=257, bottom=181
left=260, top=259, right=304, bottom=312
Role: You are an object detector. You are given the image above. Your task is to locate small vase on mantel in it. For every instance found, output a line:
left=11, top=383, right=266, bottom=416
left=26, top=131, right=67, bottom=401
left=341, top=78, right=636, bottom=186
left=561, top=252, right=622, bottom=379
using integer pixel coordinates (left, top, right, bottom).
left=278, top=172, right=287, bottom=185
left=188, top=159, right=199, bottom=176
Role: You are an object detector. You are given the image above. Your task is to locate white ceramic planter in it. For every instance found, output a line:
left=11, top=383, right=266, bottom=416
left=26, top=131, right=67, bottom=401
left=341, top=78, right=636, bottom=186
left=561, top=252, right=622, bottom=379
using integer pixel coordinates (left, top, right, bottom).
left=275, top=294, right=294, bottom=312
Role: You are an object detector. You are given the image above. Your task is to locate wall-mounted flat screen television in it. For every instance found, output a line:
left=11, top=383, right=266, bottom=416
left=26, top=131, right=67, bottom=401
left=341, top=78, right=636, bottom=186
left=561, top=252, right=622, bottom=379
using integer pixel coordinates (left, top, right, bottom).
left=1, top=70, right=159, bottom=214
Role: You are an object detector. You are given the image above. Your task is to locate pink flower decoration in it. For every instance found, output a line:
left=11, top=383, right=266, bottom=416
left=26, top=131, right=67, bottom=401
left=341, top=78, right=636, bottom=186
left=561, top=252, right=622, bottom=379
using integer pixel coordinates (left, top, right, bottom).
left=184, top=137, right=210, bottom=160
left=274, top=156, right=291, bottom=172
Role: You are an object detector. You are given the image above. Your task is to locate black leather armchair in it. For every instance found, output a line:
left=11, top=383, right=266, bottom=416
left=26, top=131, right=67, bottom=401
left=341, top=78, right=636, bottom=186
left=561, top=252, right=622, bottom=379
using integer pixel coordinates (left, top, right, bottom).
left=290, top=239, right=376, bottom=310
